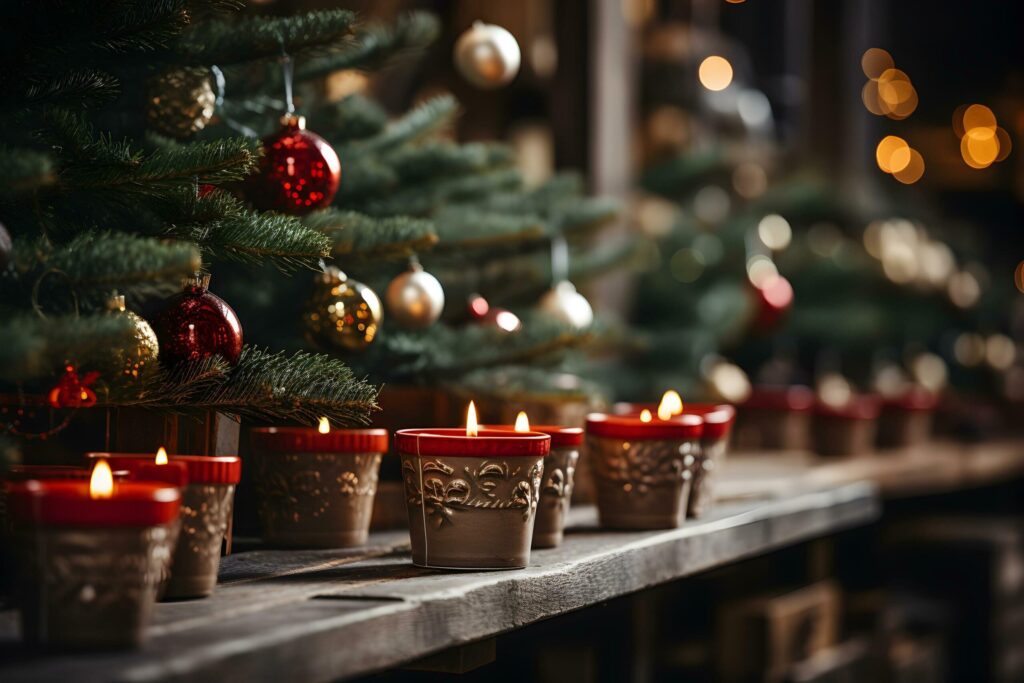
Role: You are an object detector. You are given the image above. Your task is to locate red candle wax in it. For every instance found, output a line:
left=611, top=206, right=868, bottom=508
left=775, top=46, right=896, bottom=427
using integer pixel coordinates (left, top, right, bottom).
left=611, top=402, right=734, bottom=439
left=586, top=412, right=704, bottom=440
left=250, top=426, right=389, bottom=454
left=87, top=452, right=241, bottom=486
left=395, top=428, right=550, bottom=457
left=6, top=480, right=180, bottom=527
left=483, top=424, right=583, bottom=448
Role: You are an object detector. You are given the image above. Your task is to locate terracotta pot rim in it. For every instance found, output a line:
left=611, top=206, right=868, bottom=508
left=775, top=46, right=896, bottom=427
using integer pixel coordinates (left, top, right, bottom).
left=483, top=424, right=583, bottom=447
left=586, top=412, right=703, bottom=439
left=6, top=480, right=181, bottom=527
left=87, top=453, right=241, bottom=485
left=250, top=426, right=389, bottom=454
left=395, top=428, right=550, bottom=457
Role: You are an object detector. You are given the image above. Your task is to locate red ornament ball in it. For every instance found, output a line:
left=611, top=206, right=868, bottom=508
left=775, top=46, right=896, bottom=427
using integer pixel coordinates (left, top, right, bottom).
left=248, top=114, right=341, bottom=215
left=750, top=274, right=794, bottom=331
left=154, top=274, right=243, bottom=365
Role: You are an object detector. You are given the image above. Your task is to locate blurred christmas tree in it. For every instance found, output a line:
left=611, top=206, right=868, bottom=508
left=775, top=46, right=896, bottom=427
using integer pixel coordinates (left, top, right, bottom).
left=0, top=1, right=623, bottom=448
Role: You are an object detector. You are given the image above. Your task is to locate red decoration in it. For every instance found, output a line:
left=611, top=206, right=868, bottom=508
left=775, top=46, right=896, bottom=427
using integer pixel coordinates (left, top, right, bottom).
left=247, top=114, right=341, bottom=215
left=88, top=453, right=241, bottom=485
left=585, top=412, right=704, bottom=440
left=48, top=364, right=99, bottom=409
left=484, top=424, right=583, bottom=448
left=395, top=428, right=551, bottom=458
left=197, top=183, right=217, bottom=198
left=251, top=426, right=389, bottom=454
left=750, top=275, right=794, bottom=331
left=6, top=480, right=181, bottom=527
left=154, top=274, right=243, bottom=366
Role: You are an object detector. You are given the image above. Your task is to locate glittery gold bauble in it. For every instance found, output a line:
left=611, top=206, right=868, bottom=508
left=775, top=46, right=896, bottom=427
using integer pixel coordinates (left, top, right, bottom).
left=302, top=267, right=382, bottom=352
left=146, top=67, right=216, bottom=139
left=105, top=294, right=160, bottom=385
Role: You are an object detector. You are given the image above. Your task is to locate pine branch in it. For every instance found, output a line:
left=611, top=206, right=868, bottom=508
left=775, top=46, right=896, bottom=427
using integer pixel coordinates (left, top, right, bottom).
left=175, top=190, right=330, bottom=271
left=430, top=207, right=545, bottom=250
left=135, top=347, right=380, bottom=426
left=18, top=70, right=121, bottom=111
left=178, top=10, right=356, bottom=66
left=315, top=94, right=388, bottom=144
left=331, top=156, right=399, bottom=200
left=358, top=168, right=522, bottom=217
left=303, top=209, right=437, bottom=260
left=295, top=11, right=441, bottom=80
left=390, top=142, right=513, bottom=182
left=552, top=196, right=622, bottom=234
left=0, top=147, right=57, bottom=197
left=343, top=95, right=457, bottom=156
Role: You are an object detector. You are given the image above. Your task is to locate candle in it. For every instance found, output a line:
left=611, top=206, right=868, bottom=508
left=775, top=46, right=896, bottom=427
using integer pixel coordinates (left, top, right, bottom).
left=250, top=419, right=389, bottom=549
left=585, top=399, right=704, bottom=530
left=87, top=450, right=240, bottom=599
left=486, top=412, right=582, bottom=549
left=395, top=402, right=550, bottom=569
left=812, top=394, right=882, bottom=457
left=6, top=460, right=180, bottom=648
left=611, top=391, right=737, bottom=518
left=735, top=385, right=815, bottom=450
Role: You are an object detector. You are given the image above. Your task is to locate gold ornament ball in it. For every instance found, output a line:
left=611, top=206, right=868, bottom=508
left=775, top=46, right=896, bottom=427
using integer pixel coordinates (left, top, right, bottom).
left=539, top=281, right=594, bottom=329
left=147, top=67, right=216, bottom=139
left=303, top=267, right=382, bottom=352
left=106, top=294, right=160, bottom=385
left=453, top=21, right=521, bottom=89
left=385, top=263, right=445, bottom=329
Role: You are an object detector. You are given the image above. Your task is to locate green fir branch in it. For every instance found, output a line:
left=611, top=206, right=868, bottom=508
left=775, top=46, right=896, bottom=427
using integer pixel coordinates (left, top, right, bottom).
left=295, top=11, right=441, bottom=80
left=358, top=168, right=522, bottom=217
left=390, top=142, right=513, bottom=182
left=178, top=10, right=356, bottom=66
left=344, top=95, right=457, bottom=155
left=304, top=209, right=437, bottom=260
left=19, top=70, right=121, bottom=111
left=0, top=148, right=57, bottom=197
left=315, top=94, right=389, bottom=144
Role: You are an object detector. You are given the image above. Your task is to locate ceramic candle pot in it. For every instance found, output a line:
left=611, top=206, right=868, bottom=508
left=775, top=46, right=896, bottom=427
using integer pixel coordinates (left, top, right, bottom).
left=487, top=425, right=582, bottom=549
left=877, top=388, right=937, bottom=449
left=682, top=404, right=735, bottom=518
left=586, top=413, right=703, bottom=530
left=88, top=453, right=240, bottom=599
left=812, top=396, right=882, bottom=457
left=7, top=480, right=180, bottom=649
left=250, top=427, right=388, bottom=548
left=396, top=428, right=549, bottom=570
left=735, top=386, right=815, bottom=451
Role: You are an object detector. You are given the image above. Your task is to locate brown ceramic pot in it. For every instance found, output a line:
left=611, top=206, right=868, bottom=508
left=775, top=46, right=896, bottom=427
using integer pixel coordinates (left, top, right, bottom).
left=396, top=428, right=549, bottom=569
left=812, top=396, right=882, bottom=457
left=877, top=389, right=937, bottom=449
left=486, top=425, right=583, bottom=549
left=734, top=386, right=815, bottom=451
left=586, top=413, right=703, bottom=530
left=6, top=479, right=180, bottom=649
left=684, top=404, right=736, bottom=518
left=87, top=453, right=240, bottom=599
left=250, top=427, right=388, bottom=548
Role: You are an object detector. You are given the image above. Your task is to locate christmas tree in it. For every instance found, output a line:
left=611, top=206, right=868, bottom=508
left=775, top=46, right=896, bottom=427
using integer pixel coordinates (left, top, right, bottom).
left=0, top=1, right=622, bottom=451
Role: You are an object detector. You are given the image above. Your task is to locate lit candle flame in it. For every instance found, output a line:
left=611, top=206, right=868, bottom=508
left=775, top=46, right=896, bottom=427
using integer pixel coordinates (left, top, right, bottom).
left=466, top=401, right=479, bottom=437
left=658, top=390, right=684, bottom=420
left=90, top=459, right=114, bottom=500
left=640, top=409, right=653, bottom=423
left=514, top=411, right=530, bottom=432
left=318, top=417, right=330, bottom=434
left=155, top=447, right=168, bottom=465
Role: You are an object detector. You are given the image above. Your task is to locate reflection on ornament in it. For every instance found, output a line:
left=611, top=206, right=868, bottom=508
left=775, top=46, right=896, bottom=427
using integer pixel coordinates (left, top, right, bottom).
left=539, top=281, right=593, bottom=329
left=106, top=294, right=159, bottom=384
left=817, top=373, right=853, bottom=408
left=248, top=115, right=341, bottom=215
left=385, top=263, right=445, bottom=329
left=146, top=67, right=216, bottom=139
left=154, top=274, right=243, bottom=365
left=303, top=267, right=382, bottom=352
left=48, top=365, right=99, bottom=409
left=454, top=22, right=521, bottom=89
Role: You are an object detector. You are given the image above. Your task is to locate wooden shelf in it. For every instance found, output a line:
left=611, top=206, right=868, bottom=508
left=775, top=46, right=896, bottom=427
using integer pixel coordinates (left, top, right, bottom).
left=0, top=480, right=877, bottom=682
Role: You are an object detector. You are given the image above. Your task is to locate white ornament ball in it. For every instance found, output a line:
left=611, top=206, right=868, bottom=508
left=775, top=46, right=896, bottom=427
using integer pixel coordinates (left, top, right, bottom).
left=454, top=22, right=521, bottom=89
left=540, top=281, right=593, bottom=330
left=385, top=264, right=445, bottom=329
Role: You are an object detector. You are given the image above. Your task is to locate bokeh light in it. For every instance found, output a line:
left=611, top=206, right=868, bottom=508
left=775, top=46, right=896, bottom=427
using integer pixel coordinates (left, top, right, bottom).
left=670, top=248, right=705, bottom=283
left=986, top=334, right=1016, bottom=370
left=893, top=148, right=925, bottom=184
left=746, top=255, right=778, bottom=288
left=732, top=162, right=768, bottom=199
left=948, top=271, right=981, bottom=308
left=699, top=56, right=733, bottom=91
left=757, top=214, right=792, bottom=250
left=955, top=104, right=1012, bottom=169
left=1014, top=261, right=1024, bottom=293
left=861, top=48, right=894, bottom=79
left=876, top=136, right=911, bottom=173
left=954, top=332, right=986, bottom=366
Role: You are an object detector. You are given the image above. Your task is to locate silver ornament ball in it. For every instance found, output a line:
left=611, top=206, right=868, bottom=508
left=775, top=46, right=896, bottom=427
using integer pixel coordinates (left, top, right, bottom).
left=453, top=21, right=521, bottom=89
left=385, top=264, right=445, bottom=329
left=539, top=281, right=594, bottom=329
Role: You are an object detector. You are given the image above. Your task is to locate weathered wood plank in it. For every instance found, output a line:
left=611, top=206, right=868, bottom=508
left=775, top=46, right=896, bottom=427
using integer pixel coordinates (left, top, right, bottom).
left=0, top=482, right=877, bottom=683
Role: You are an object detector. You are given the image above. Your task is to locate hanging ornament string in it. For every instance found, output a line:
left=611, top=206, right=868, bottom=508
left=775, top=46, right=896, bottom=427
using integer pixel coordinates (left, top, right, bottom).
left=210, top=64, right=259, bottom=138
left=279, top=47, right=296, bottom=115
left=550, top=235, right=569, bottom=285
